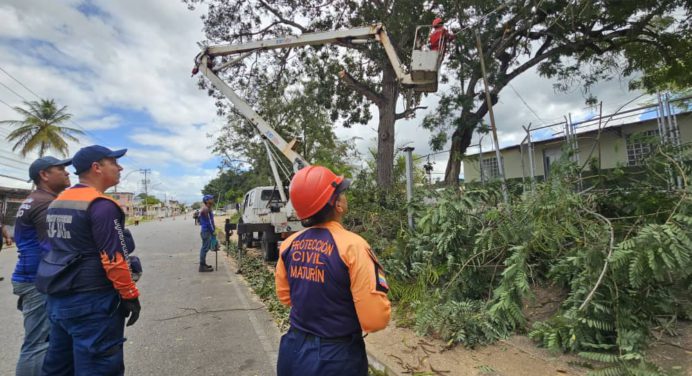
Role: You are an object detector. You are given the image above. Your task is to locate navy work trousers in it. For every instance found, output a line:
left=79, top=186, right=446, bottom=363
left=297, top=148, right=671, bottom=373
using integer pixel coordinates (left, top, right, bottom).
left=42, top=289, right=126, bottom=376
left=277, top=328, right=368, bottom=376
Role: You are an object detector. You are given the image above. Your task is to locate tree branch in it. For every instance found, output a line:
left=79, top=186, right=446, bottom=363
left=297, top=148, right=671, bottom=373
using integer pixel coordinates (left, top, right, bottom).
left=338, top=70, right=384, bottom=107
left=258, top=0, right=309, bottom=33
left=395, top=106, right=427, bottom=120
left=234, top=21, right=281, bottom=39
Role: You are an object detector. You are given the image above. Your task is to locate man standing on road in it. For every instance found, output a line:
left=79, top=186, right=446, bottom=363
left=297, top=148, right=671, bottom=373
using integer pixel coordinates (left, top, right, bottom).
left=198, top=194, right=215, bottom=272
left=35, top=145, right=140, bottom=375
left=12, top=156, right=72, bottom=376
left=275, top=166, right=391, bottom=376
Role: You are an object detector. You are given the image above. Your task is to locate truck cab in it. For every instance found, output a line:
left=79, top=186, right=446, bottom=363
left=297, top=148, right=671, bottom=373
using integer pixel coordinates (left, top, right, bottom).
left=239, top=186, right=303, bottom=261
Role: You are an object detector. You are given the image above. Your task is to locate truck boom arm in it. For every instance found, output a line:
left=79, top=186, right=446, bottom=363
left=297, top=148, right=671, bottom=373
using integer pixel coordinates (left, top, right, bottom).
left=197, top=56, right=309, bottom=172
left=193, top=23, right=438, bottom=174
left=203, top=24, right=414, bottom=86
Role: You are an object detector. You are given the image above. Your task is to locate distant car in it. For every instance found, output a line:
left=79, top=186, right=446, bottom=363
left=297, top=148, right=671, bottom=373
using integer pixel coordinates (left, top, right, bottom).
left=215, top=210, right=226, bottom=216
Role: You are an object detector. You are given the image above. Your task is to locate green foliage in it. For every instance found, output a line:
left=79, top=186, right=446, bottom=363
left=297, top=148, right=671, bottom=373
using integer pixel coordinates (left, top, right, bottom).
left=136, top=193, right=162, bottom=206
left=425, top=0, right=690, bottom=182
left=386, top=142, right=691, bottom=373
left=1, top=99, right=83, bottom=157
left=413, top=297, right=506, bottom=348
left=226, top=242, right=290, bottom=330
left=202, top=167, right=266, bottom=207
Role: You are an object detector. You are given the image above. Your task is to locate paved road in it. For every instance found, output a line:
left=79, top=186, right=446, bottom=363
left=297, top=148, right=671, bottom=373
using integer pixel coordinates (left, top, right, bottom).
left=0, top=215, right=281, bottom=376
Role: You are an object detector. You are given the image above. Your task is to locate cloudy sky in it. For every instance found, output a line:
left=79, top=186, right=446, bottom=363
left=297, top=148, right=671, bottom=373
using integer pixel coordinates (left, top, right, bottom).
left=0, top=0, right=650, bottom=201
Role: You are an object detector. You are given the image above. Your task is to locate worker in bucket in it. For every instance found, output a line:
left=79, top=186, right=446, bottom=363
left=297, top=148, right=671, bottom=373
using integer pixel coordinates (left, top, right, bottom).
left=198, top=194, right=216, bottom=272
left=275, top=165, right=391, bottom=376
left=429, top=17, right=455, bottom=51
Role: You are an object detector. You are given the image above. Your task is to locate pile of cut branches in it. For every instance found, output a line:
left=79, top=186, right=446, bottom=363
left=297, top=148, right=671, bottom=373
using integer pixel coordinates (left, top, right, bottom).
left=384, top=145, right=691, bottom=375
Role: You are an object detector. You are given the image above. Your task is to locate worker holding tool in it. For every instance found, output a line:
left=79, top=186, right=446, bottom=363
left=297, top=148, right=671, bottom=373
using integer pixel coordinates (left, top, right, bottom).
left=429, top=17, right=455, bottom=51
left=198, top=194, right=216, bottom=272
left=12, top=156, right=71, bottom=376
left=275, top=165, right=391, bottom=376
left=35, top=145, right=140, bottom=375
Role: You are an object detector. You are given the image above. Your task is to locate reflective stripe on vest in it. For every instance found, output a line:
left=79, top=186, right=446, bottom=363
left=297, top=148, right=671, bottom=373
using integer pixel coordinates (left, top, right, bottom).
left=44, top=186, right=124, bottom=294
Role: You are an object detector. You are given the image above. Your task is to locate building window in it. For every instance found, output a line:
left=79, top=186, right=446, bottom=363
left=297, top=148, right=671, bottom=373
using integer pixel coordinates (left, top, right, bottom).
left=480, top=156, right=502, bottom=180
left=626, top=130, right=659, bottom=166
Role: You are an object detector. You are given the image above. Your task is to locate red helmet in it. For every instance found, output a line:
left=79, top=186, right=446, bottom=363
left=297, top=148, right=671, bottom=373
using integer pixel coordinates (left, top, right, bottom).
left=432, top=17, right=443, bottom=27
left=289, top=166, right=347, bottom=220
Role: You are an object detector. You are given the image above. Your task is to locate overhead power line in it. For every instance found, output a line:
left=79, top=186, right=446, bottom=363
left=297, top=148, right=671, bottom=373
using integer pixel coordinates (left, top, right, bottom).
left=508, top=83, right=548, bottom=126
left=0, top=97, right=17, bottom=111
left=0, top=66, right=42, bottom=100
left=0, top=172, right=29, bottom=183
left=0, top=152, right=31, bottom=166
left=0, top=81, right=28, bottom=101
left=0, top=66, right=108, bottom=144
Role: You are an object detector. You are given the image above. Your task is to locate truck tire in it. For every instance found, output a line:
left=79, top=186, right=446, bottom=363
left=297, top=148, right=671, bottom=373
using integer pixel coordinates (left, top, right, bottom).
left=242, top=232, right=253, bottom=248
left=261, top=231, right=278, bottom=262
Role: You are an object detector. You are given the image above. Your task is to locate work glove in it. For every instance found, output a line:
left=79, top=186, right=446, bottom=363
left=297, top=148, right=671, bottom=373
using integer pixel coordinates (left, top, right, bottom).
left=120, top=298, right=141, bottom=327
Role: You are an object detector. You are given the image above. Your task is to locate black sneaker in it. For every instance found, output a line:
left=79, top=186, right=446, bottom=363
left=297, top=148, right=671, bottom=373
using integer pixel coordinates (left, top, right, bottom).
left=199, top=265, right=213, bottom=272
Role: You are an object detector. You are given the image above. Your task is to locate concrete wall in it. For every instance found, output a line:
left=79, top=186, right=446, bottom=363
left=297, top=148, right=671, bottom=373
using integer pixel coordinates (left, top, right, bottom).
left=463, top=113, right=691, bottom=182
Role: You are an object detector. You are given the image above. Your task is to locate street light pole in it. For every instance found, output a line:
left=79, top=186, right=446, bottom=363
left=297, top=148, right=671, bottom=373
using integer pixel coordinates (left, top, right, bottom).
left=140, top=169, right=151, bottom=218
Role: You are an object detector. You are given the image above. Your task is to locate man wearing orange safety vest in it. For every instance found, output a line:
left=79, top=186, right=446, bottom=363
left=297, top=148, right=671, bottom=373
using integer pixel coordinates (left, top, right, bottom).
left=275, top=165, right=391, bottom=376
left=429, top=17, right=455, bottom=51
left=35, top=145, right=140, bottom=375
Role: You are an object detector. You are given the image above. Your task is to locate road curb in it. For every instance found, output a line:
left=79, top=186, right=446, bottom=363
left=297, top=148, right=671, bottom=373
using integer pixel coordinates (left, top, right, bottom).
left=367, top=350, right=401, bottom=376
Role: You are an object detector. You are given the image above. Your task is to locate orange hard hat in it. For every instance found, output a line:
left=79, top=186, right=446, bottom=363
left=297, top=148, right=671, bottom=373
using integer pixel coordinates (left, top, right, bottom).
left=289, top=165, right=350, bottom=220
left=432, top=17, right=443, bottom=27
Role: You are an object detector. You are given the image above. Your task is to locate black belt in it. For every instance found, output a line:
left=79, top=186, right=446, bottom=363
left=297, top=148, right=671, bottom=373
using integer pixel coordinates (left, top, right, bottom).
left=290, top=327, right=354, bottom=344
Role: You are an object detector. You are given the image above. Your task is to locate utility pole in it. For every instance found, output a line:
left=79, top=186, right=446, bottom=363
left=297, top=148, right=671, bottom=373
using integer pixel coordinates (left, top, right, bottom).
left=475, top=30, right=509, bottom=205
left=401, top=146, right=415, bottom=230
left=140, top=169, right=150, bottom=218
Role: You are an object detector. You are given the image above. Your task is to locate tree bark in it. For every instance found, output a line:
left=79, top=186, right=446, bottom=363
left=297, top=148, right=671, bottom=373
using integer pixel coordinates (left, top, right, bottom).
left=376, top=64, right=399, bottom=188
left=444, top=112, right=477, bottom=184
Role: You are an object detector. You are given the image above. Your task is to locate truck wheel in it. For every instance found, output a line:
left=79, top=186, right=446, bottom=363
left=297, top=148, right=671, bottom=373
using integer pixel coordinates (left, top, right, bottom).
left=261, top=232, right=278, bottom=262
left=245, top=233, right=254, bottom=248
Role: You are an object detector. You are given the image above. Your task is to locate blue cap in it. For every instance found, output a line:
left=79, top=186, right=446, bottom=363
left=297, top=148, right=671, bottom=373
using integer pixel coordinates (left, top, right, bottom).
left=72, top=145, right=127, bottom=175
left=28, top=156, right=72, bottom=181
left=202, top=194, right=214, bottom=203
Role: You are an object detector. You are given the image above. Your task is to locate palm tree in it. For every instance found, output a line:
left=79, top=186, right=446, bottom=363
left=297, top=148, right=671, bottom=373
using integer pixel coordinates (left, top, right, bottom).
left=1, top=99, right=84, bottom=157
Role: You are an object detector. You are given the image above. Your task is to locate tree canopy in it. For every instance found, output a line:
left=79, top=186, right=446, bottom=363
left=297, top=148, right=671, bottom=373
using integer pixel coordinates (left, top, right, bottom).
left=186, top=0, right=438, bottom=188
left=136, top=193, right=162, bottom=206
left=425, top=0, right=691, bottom=183
left=186, top=0, right=690, bottom=186
left=1, top=99, right=83, bottom=157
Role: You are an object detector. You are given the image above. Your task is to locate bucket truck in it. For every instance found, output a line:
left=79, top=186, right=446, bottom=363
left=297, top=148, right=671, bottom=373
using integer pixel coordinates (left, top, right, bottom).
left=193, top=23, right=442, bottom=261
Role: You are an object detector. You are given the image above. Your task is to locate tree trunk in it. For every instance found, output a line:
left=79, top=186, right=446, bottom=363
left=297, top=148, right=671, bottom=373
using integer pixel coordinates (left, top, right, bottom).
left=444, top=113, right=477, bottom=184
left=376, top=65, right=399, bottom=188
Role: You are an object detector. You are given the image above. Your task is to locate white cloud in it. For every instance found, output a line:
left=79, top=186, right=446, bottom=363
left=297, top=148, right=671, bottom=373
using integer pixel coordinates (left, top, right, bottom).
left=0, top=0, right=652, bottom=193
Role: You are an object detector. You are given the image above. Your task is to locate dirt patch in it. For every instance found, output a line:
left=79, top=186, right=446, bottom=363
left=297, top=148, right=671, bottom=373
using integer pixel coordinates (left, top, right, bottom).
left=523, top=284, right=567, bottom=325
left=646, top=321, right=692, bottom=375
left=366, top=320, right=585, bottom=376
